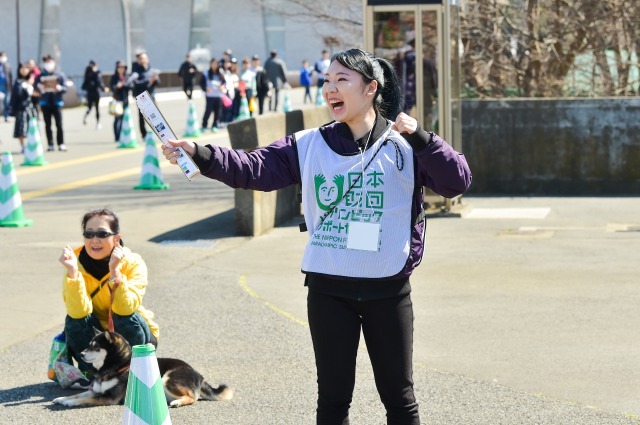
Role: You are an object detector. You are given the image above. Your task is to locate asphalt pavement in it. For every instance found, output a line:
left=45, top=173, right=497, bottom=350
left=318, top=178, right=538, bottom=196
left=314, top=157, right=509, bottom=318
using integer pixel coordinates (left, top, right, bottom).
left=0, top=89, right=639, bottom=424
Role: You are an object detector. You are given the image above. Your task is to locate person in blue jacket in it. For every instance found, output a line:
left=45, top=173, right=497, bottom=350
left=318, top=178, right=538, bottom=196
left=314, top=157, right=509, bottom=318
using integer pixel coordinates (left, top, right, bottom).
left=300, top=59, right=313, bottom=104
left=35, top=55, right=67, bottom=151
left=161, top=48, right=472, bottom=425
left=0, top=51, right=13, bottom=122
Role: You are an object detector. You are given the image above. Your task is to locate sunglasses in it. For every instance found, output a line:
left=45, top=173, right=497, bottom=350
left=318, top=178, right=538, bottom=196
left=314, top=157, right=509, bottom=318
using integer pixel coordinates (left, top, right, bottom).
left=83, top=230, right=116, bottom=239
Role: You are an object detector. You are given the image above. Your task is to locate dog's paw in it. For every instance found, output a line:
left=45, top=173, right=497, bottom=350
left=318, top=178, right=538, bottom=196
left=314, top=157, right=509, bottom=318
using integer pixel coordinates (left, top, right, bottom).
left=52, top=396, right=70, bottom=406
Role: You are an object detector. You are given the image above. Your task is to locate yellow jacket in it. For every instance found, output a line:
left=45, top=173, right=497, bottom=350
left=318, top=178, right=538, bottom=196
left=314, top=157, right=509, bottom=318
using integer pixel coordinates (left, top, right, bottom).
left=62, top=246, right=159, bottom=338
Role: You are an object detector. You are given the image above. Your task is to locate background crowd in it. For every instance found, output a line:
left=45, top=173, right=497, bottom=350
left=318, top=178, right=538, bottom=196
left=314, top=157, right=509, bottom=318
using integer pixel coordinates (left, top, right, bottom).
left=0, top=47, right=331, bottom=153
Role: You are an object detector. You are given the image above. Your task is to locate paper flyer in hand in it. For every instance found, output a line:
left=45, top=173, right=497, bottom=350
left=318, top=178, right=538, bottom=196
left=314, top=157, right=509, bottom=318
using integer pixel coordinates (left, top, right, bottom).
left=40, top=75, right=58, bottom=92
left=135, top=91, right=200, bottom=180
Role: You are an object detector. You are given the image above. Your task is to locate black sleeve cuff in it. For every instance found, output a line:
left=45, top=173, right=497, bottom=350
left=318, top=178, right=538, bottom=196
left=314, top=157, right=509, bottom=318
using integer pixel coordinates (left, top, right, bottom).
left=192, top=143, right=214, bottom=173
left=401, top=126, right=435, bottom=153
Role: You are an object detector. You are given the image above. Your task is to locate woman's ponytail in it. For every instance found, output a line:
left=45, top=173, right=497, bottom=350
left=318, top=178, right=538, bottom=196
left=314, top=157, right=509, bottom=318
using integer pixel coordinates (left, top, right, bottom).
left=374, top=57, right=404, bottom=121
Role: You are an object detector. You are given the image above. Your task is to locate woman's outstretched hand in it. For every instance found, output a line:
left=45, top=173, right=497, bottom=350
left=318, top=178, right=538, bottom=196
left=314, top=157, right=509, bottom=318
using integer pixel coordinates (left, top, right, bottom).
left=59, top=245, right=79, bottom=279
left=392, top=112, right=418, bottom=135
left=161, top=139, right=196, bottom=164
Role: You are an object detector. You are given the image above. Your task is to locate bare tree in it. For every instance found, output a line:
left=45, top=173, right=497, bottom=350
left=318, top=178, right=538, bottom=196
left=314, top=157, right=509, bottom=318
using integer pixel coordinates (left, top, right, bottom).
left=460, top=0, right=639, bottom=97
left=250, top=0, right=363, bottom=51
left=252, top=0, right=638, bottom=97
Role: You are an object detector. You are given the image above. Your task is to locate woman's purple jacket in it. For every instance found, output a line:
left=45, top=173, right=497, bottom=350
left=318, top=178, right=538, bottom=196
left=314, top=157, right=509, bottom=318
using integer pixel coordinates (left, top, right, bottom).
left=190, top=119, right=472, bottom=279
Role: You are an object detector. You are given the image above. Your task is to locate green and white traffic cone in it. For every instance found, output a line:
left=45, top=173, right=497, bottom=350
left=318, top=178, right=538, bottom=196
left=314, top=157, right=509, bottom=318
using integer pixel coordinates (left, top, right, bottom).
left=118, top=106, right=140, bottom=149
left=282, top=91, right=292, bottom=112
left=122, top=344, right=171, bottom=425
left=21, top=117, right=48, bottom=166
left=134, top=133, right=169, bottom=190
left=315, top=87, right=325, bottom=106
left=0, top=152, right=34, bottom=227
left=183, top=100, right=201, bottom=138
left=236, top=94, right=250, bottom=121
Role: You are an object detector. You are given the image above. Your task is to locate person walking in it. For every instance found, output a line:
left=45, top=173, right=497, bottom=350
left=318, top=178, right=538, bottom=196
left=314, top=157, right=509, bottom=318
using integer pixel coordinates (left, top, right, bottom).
left=109, top=60, right=133, bottom=143
left=81, top=60, right=108, bottom=129
left=240, top=57, right=257, bottom=116
left=251, top=54, right=270, bottom=115
left=226, top=58, right=240, bottom=122
left=160, top=48, right=472, bottom=424
left=35, top=55, right=67, bottom=151
left=263, top=50, right=288, bottom=112
left=300, top=59, right=313, bottom=104
left=0, top=51, right=13, bottom=122
left=314, top=49, right=330, bottom=103
left=57, top=208, right=159, bottom=376
left=178, top=53, right=198, bottom=100
left=131, top=51, right=159, bottom=138
left=9, top=63, right=36, bottom=153
left=199, top=58, right=226, bottom=133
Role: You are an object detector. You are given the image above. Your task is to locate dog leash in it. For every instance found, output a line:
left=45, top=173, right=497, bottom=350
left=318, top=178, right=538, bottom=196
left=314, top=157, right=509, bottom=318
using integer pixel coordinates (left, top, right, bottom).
left=99, top=363, right=130, bottom=382
left=107, top=279, right=120, bottom=333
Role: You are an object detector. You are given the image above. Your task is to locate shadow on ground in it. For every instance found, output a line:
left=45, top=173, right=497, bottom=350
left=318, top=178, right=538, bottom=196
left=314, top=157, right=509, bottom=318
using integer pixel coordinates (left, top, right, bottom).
left=149, top=209, right=237, bottom=244
left=149, top=209, right=304, bottom=245
left=0, top=382, right=68, bottom=408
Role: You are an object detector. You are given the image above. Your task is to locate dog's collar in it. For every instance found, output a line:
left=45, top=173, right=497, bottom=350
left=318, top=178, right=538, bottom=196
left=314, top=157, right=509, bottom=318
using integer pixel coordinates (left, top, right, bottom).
left=99, top=364, right=130, bottom=382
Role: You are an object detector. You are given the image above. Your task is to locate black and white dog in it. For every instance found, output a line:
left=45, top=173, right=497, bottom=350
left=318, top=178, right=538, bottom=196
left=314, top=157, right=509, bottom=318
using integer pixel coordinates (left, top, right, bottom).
left=52, top=329, right=233, bottom=407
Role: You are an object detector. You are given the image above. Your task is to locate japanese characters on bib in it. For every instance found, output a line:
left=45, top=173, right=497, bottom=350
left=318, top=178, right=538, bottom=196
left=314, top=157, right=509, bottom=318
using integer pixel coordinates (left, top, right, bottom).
left=296, top=126, right=415, bottom=278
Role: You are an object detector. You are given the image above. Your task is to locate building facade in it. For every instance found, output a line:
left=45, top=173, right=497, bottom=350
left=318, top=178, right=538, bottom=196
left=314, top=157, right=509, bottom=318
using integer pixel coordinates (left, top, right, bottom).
left=1, top=0, right=358, bottom=84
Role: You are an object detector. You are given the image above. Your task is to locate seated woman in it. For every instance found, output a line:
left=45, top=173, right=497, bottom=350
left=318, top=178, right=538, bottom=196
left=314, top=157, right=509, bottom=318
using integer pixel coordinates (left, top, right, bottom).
left=58, top=208, right=159, bottom=373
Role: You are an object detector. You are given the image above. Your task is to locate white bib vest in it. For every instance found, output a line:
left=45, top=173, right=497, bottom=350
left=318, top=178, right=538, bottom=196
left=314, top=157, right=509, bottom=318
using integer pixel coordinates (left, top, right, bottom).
left=296, top=126, right=415, bottom=278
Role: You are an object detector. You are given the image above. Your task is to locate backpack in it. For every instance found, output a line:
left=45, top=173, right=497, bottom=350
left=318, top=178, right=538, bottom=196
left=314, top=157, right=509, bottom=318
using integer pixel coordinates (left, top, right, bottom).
left=256, top=70, right=270, bottom=95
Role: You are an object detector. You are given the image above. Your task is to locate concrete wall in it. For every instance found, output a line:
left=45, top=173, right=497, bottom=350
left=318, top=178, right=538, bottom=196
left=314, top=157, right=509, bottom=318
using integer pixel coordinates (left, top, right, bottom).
left=462, top=98, right=640, bottom=195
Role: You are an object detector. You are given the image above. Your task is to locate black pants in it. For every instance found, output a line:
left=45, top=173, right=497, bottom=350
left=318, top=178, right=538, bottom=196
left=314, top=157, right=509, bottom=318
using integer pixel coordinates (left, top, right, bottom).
left=269, top=87, right=280, bottom=111
left=137, top=110, right=147, bottom=138
left=257, top=93, right=268, bottom=115
left=304, top=85, right=312, bottom=103
left=183, top=82, right=193, bottom=99
left=307, top=291, right=420, bottom=425
left=113, top=114, right=123, bottom=141
left=202, top=96, right=222, bottom=129
left=84, top=91, right=100, bottom=121
left=231, top=88, right=241, bottom=119
left=41, top=105, right=64, bottom=146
